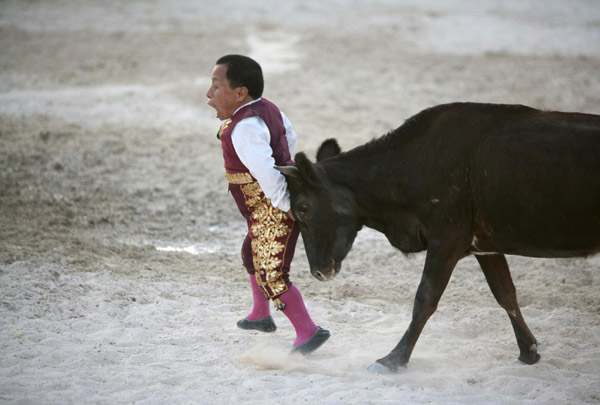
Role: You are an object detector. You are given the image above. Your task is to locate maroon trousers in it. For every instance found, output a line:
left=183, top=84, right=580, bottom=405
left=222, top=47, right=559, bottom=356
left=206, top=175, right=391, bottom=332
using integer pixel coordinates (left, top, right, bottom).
left=228, top=176, right=300, bottom=306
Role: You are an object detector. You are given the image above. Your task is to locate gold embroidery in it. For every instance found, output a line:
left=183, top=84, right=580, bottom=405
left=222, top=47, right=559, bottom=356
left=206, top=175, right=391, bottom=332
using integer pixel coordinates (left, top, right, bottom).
left=273, top=298, right=286, bottom=311
left=217, top=118, right=232, bottom=140
left=241, top=181, right=291, bottom=301
left=225, top=172, right=254, bottom=184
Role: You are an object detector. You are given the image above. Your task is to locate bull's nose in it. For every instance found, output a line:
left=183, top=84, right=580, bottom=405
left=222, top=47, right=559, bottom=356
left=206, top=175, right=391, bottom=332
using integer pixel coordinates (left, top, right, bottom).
left=311, top=267, right=335, bottom=281
left=314, top=270, right=326, bottom=281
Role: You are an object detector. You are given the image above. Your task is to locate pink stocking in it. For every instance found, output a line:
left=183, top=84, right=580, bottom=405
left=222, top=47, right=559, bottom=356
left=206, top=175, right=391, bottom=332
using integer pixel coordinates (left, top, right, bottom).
left=280, top=285, right=318, bottom=346
left=246, top=274, right=270, bottom=320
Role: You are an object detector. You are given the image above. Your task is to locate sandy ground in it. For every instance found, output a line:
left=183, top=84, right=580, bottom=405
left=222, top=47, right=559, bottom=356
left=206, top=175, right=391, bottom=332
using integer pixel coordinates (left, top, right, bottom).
left=1, top=1, right=600, bottom=403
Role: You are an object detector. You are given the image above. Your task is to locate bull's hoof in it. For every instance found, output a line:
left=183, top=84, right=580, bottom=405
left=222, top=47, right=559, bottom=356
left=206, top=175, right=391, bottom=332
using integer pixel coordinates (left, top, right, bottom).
left=518, top=343, right=541, bottom=365
left=367, top=362, right=396, bottom=375
left=367, top=355, right=407, bottom=374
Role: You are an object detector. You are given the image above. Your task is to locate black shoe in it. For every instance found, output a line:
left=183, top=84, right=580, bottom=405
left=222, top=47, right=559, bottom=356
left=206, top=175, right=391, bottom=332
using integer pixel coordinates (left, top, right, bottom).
left=291, top=327, right=330, bottom=355
left=237, top=315, right=277, bottom=333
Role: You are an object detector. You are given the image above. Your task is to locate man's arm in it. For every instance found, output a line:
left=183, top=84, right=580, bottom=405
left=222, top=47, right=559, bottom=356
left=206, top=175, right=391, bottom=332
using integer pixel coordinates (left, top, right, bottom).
left=281, top=111, right=297, bottom=155
left=232, top=117, right=292, bottom=213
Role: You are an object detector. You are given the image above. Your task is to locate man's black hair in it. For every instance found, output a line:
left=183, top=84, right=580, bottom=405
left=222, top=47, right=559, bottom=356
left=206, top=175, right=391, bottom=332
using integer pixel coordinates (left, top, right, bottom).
left=216, top=54, right=264, bottom=99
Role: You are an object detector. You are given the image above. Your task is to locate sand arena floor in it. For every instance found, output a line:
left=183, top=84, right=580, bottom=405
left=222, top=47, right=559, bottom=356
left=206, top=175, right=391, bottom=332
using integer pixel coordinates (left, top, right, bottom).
left=1, top=1, right=600, bottom=403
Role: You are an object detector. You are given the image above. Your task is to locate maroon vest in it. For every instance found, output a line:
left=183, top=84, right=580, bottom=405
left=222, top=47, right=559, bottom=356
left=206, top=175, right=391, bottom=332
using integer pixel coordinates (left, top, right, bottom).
left=220, top=98, right=293, bottom=174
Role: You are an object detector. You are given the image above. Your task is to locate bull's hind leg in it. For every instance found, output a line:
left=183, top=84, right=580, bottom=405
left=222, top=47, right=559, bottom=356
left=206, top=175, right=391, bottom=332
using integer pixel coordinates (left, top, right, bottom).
left=475, top=254, right=540, bottom=364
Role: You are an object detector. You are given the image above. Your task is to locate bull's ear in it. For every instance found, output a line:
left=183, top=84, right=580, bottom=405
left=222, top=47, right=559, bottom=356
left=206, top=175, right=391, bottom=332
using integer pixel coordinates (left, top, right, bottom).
left=294, top=152, right=321, bottom=188
left=316, top=138, right=341, bottom=162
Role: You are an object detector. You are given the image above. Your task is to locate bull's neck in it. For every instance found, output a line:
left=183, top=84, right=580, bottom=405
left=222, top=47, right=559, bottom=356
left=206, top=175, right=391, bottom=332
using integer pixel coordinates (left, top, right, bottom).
left=325, top=152, right=400, bottom=222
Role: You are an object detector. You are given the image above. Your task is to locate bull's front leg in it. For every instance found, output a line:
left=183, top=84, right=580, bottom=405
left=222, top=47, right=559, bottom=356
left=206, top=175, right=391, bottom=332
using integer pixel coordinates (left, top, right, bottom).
left=368, top=240, right=465, bottom=374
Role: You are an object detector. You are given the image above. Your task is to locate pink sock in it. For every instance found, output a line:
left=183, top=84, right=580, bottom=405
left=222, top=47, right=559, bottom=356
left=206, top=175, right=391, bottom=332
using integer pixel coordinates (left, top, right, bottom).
left=246, top=274, right=270, bottom=320
left=280, top=285, right=318, bottom=346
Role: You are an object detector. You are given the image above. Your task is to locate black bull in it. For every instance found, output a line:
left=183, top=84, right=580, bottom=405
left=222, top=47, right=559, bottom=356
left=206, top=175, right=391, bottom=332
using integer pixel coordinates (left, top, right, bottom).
left=277, top=102, right=600, bottom=373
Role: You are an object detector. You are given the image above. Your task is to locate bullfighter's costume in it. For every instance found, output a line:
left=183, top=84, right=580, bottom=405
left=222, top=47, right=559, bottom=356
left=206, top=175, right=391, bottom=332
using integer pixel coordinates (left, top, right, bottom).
left=217, top=97, right=329, bottom=353
left=218, top=97, right=299, bottom=309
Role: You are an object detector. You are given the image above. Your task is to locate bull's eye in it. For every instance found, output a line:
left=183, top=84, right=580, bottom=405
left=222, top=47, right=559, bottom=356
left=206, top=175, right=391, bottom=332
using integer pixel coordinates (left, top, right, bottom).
left=296, top=204, right=308, bottom=220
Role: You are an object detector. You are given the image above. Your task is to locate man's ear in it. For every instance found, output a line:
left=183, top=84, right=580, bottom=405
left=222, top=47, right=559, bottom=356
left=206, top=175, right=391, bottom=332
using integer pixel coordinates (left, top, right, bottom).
left=236, top=86, right=249, bottom=100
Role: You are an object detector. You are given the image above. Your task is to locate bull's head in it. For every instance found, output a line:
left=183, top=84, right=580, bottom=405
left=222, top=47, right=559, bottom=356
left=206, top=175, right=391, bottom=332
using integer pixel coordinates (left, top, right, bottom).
left=277, top=139, right=362, bottom=281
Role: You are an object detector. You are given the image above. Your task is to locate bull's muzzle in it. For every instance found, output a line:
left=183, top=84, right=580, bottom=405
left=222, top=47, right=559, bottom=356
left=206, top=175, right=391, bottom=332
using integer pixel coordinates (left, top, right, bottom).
left=311, top=260, right=341, bottom=281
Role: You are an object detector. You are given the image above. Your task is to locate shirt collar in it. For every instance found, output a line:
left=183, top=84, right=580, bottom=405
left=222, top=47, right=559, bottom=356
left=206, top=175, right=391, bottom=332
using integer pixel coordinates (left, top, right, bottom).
left=218, top=98, right=262, bottom=125
left=232, top=97, right=261, bottom=117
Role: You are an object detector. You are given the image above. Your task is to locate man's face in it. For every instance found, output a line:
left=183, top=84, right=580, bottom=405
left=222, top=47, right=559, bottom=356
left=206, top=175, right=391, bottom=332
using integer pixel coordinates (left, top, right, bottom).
left=206, top=64, right=242, bottom=120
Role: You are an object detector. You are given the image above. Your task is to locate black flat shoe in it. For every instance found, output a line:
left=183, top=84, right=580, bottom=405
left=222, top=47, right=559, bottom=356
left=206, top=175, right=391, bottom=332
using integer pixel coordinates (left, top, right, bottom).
left=237, top=315, right=277, bottom=333
left=291, top=327, right=330, bottom=355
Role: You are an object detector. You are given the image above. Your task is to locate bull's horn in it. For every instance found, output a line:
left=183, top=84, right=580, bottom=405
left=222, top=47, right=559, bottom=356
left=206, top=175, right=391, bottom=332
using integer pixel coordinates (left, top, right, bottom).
left=275, top=165, right=300, bottom=178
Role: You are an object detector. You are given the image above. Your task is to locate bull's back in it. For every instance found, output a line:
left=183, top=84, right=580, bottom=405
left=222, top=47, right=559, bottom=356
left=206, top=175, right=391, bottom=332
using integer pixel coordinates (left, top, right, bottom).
left=466, top=106, right=600, bottom=257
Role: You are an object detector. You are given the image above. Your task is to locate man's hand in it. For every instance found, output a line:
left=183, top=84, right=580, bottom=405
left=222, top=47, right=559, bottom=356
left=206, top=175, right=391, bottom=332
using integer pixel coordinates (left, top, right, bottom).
left=287, top=209, right=295, bottom=221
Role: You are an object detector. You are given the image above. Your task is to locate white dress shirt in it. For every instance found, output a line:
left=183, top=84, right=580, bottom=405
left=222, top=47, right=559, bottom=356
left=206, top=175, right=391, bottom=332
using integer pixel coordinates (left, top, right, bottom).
left=229, top=98, right=297, bottom=212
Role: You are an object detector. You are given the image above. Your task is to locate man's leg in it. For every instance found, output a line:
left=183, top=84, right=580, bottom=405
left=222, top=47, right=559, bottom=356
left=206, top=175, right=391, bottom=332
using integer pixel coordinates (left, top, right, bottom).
left=246, top=274, right=270, bottom=321
left=237, top=233, right=276, bottom=332
left=279, top=285, right=329, bottom=354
